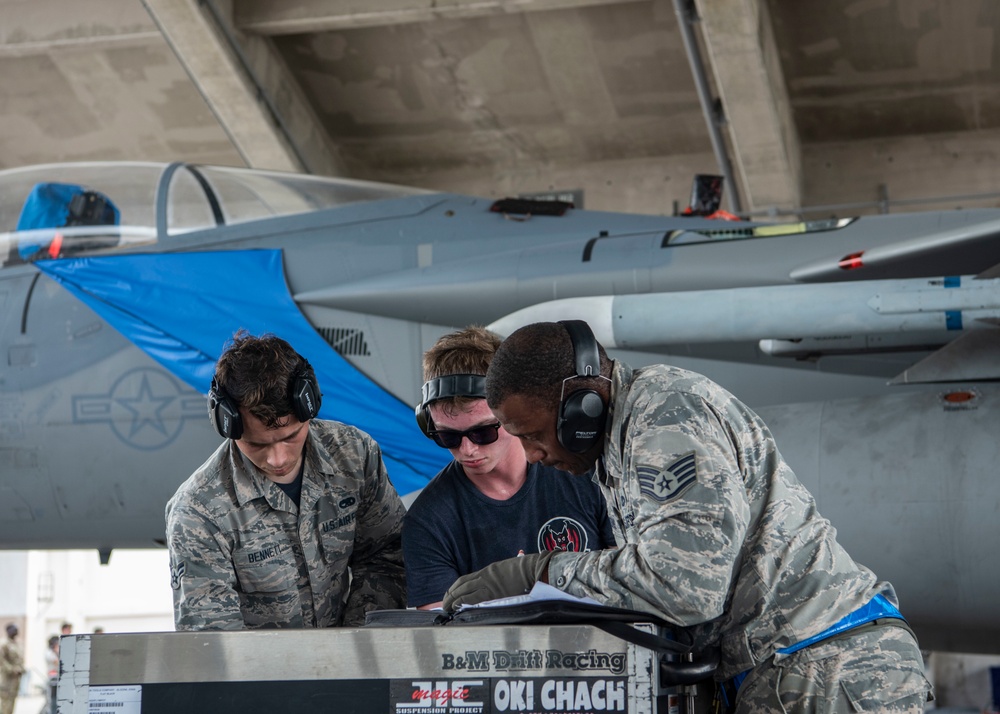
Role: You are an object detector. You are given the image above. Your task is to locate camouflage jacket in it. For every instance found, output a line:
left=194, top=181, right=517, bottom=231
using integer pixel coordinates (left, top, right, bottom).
left=548, top=361, right=893, bottom=679
left=0, top=637, right=23, bottom=689
left=166, top=420, right=406, bottom=630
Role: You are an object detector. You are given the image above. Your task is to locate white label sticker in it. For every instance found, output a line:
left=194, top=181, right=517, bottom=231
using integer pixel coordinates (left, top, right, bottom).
left=88, top=685, right=142, bottom=714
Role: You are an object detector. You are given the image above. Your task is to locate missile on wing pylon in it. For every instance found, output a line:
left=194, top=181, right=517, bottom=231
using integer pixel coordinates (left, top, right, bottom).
left=489, top=275, right=1000, bottom=350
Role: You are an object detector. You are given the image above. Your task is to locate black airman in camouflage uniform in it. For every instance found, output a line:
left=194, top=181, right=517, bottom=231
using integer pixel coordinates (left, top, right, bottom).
left=166, top=331, right=406, bottom=630
left=445, top=321, right=932, bottom=713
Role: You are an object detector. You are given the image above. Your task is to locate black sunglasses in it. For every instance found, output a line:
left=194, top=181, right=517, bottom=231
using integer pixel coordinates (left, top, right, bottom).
left=428, top=422, right=502, bottom=449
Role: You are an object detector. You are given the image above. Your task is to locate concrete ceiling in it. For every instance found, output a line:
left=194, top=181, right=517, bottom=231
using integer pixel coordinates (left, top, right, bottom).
left=3, top=0, right=1000, bottom=219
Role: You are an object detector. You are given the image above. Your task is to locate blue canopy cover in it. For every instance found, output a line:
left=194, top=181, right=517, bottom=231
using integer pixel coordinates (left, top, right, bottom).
left=36, top=250, right=447, bottom=495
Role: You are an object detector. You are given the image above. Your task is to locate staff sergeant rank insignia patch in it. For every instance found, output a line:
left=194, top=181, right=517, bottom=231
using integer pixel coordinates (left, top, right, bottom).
left=637, top=451, right=698, bottom=503
left=170, top=561, right=186, bottom=590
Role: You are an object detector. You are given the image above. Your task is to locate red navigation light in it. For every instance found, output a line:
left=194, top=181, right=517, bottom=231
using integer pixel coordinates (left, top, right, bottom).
left=48, top=232, right=64, bottom=258
left=838, top=251, right=865, bottom=270
left=942, top=390, right=976, bottom=404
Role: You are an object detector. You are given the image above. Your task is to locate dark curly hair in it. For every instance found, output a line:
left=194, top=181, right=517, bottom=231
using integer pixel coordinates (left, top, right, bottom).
left=214, top=330, right=314, bottom=429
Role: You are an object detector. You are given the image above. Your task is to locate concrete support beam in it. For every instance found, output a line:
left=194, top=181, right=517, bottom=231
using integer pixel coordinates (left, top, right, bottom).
left=694, top=0, right=801, bottom=213
left=236, top=29, right=346, bottom=177
left=141, top=0, right=343, bottom=175
left=235, top=0, right=645, bottom=34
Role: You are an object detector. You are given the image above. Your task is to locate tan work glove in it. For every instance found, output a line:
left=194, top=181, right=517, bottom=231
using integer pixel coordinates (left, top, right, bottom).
left=443, top=551, right=555, bottom=611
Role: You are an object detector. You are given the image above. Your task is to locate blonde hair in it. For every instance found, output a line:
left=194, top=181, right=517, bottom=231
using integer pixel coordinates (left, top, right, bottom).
left=422, top=326, right=501, bottom=409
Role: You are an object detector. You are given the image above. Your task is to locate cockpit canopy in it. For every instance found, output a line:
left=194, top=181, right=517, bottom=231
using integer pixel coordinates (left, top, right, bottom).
left=0, top=162, right=428, bottom=266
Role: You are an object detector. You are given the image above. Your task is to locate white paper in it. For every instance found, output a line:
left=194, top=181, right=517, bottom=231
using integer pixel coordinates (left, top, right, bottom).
left=457, top=581, right=601, bottom=610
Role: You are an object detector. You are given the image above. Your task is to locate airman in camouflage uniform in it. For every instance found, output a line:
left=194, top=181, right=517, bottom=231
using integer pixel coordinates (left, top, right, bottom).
left=0, top=624, right=24, bottom=714
left=166, top=331, right=406, bottom=630
left=445, top=321, right=932, bottom=713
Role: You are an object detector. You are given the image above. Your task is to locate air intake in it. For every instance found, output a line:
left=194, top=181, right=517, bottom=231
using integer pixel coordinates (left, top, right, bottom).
left=318, top=327, right=370, bottom=356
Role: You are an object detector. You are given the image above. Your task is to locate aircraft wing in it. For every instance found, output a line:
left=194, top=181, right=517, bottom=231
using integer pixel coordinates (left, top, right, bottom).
left=788, top=216, right=1000, bottom=282
left=35, top=249, right=449, bottom=495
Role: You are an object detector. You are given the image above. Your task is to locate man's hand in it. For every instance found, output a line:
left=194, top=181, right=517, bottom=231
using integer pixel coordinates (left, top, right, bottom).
left=443, top=551, right=554, bottom=611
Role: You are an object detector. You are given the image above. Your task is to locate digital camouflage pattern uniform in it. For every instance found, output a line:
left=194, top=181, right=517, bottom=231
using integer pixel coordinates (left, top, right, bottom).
left=547, top=362, right=932, bottom=712
left=0, top=633, right=23, bottom=714
left=166, top=420, right=406, bottom=630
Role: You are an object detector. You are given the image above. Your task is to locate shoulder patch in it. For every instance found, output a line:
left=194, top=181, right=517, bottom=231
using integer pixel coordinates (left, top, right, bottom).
left=170, top=561, right=186, bottom=590
left=636, top=451, right=698, bottom=503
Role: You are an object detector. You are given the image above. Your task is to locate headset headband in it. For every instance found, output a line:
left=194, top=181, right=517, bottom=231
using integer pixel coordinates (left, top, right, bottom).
left=420, top=373, right=486, bottom=407
left=559, top=320, right=601, bottom=378
left=415, top=373, right=486, bottom=437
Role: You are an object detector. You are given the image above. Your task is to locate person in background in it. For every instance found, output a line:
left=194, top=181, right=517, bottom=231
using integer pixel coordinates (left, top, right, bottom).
left=44, top=635, right=58, bottom=677
left=166, top=330, right=406, bottom=630
left=44, top=635, right=59, bottom=714
left=404, top=326, right=615, bottom=609
left=0, top=624, right=24, bottom=714
left=445, top=320, right=933, bottom=713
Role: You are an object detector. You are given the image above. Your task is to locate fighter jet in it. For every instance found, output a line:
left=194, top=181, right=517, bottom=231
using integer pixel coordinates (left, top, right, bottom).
left=1, top=161, right=997, bottom=654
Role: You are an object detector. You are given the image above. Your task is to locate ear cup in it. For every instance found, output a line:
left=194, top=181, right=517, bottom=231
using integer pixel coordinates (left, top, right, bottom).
left=289, top=361, right=322, bottom=422
left=558, top=391, right=605, bottom=452
left=415, top=404, right=433, bottom=436
left=208, top=378, right=242, bottom=440
left=556, top=321, right=607, bottom=452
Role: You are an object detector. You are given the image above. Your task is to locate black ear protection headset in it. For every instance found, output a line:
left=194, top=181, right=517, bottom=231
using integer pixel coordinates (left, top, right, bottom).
left=208, top=358, right=322, bottom=440
left=415, top=373, right=486, bottom=437
left=556, top=320, right=608, bottom=453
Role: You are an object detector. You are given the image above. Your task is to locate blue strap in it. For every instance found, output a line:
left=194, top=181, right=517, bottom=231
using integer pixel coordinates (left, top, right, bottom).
left=725, top=595, right=905, bottom=700
left=719, top=670, right=749, bottom=708
left=776, top=594, right=904, bottom=655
